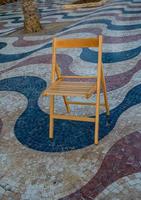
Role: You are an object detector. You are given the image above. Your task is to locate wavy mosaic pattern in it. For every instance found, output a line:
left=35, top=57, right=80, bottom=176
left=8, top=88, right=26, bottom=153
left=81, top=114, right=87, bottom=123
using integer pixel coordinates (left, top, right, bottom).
left=0, top=76, right=141, bottom=152
left=60, top=131, right=141, bottom=199
left=0, top=0, right=141, bottom=199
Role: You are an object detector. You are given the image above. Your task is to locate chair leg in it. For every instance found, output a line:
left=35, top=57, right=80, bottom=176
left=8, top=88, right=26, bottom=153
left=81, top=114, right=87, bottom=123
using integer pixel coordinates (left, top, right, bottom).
left=63, top=96, right=70, bottom=113
left=95, top=61, right=102, bottom=144
left=95, top=96, right=100, bottom=145
left=95, top=116, right=99, bottom=145
left=49, top=95, right=54, bottom=139
left=95, top=83, right=101, bottom=145
left=101, top=67, right=110, bottom=116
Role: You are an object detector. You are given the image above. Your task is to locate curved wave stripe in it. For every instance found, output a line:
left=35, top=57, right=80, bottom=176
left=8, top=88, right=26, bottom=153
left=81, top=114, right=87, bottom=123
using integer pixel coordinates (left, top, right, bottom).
left=1, top=40, right=141, bottom=64
left=72, top=18, right=141, bottom=31
left=60, top=132, right=141, bottom=199
left=0, top=13, right=20, bottom=17
left=13, top=36, right=52, bottom=47
left=106, top=59, right=141, bottom=91
left=113, top=0, right=141, bottom=3
left=0, top=28, right=19, bottom=36
left=94, top=7, right=141, bottom=15
left=14, top=24, right=138, bottom=48
left=0, top=21, right=7, bottom=29
left=0, top=42, right=7, bottom=49
left=0, top=12, right=88, bottom=24
left=90, top=12, right=141, bottom=23
left=0, top=76, right=141, bottom=152
left=60, top=27, right=141, bottom=44
left=1, top=54, right=141, bottom=94
left=80, top=46, right=141, bottom=63
left=0, top=16, right=23, bottom=24
left=0, top=54, right=73, bottom=74
left=0, top=50, right=36, bottom=63
left=0, top=42, right=51, bottom=63
left=41, top=12, right=89, bottom=19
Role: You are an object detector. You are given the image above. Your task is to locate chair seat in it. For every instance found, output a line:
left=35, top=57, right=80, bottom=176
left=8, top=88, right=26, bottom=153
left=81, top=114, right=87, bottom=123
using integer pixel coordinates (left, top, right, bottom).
left=43, top=80, right=97, bottom=98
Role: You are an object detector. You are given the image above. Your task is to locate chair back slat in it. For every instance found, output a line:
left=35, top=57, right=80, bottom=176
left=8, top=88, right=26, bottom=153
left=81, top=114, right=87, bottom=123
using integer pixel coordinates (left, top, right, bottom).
left=54, top=37, right=99, bottom=48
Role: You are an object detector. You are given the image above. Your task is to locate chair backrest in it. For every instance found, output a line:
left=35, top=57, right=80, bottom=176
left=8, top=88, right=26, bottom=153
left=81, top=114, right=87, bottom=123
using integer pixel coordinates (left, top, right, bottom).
left=53, top=37, right=99, bottom=48
left=51, top=36, right=103, bottom=82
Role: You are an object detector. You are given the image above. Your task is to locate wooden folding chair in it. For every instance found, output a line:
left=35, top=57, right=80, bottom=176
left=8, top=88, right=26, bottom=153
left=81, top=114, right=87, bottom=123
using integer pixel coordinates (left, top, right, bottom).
left=43, top=35, right=110, bottom=144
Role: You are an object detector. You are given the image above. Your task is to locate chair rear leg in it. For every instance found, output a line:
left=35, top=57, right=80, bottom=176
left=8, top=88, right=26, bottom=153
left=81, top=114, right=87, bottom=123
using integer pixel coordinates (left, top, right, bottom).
left=49, top=95, right=54, bottom=139
left=101, top=67, right=110, bottom=116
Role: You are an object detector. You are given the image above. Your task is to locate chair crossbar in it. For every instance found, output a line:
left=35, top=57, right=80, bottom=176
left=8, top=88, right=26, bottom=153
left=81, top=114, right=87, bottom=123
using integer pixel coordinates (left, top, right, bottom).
left=61, top=75, right=97, bottom=79
left=66, top=101, right=105, bottom=107
left=53, top=114, right=95, bottom=122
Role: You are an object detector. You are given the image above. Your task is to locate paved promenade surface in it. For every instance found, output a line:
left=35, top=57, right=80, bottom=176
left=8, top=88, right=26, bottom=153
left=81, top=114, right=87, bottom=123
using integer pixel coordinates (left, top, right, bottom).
left=0, top=0, right=141, bottom=199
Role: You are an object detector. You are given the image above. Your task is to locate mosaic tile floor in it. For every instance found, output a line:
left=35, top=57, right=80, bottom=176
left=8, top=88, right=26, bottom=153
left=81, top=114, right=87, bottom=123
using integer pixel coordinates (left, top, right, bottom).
left=0, top=0, right=141, bottom=199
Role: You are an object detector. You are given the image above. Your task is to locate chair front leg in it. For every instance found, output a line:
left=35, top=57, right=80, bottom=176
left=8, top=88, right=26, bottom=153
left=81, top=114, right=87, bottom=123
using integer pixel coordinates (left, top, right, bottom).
left=95, top=67, right=101, bottom=144
left=95, top=90, right=100, bottom=145
left=49, top=95, right=54, bottom=139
